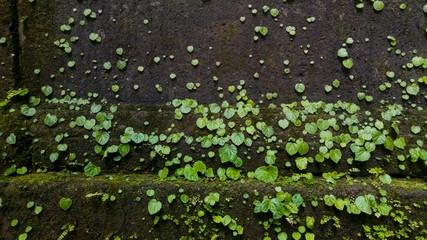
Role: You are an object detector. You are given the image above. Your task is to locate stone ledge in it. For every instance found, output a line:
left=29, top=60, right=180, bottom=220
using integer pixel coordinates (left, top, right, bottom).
left=1, top=104, right=426, bottom=177
left=0, top=174, right=426, bottom=239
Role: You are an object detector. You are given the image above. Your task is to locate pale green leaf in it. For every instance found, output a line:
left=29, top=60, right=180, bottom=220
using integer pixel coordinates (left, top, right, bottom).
left=254, top=165, right=278, bottom=183
left=148, top=199, right=162, bottom=215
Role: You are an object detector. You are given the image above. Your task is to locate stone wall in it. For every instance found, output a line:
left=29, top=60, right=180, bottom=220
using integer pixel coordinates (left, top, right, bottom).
left=0, top=0, right=426, bottom=239
left=1, top=0, right=424, bottom=176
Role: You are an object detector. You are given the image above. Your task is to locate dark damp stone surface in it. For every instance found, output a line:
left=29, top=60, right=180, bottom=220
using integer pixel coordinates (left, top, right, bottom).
left=17, top=0, right=427, bottom=106
left=0, top=0, right=15, bottom=97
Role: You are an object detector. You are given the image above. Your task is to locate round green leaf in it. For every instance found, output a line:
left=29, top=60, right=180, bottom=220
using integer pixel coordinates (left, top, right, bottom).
left=103, top=62, right=112, bottom=70
left=18, top=233, right=28, bottom=240
left=95, top=132, right=110, bottom=145
left=118, top=144, right=130, bottom=157
left=270, top=8, right=279, bottom=17
left=49, top=152, right=59, bottom=162
left=355, top=149, right=370, bottom=162
left=295, top=157, right=308, bottom=170
left=226, top=167, right=241, bottom=180
left=410, top=126, right=421, bottom=134
left=259, top=26, right=268, bottom=36
left=379, top=174, right=392, bottom=184
left=148, top=199, right=162, bottom=215
left=59, top=197, right=73, bottom=211
left=279, top=119, right=290, bottom=129
left=406, top=83, right=419, bottom=96
left=57, top=144, right=68, bottom=151
left=117, top=60, right=127, bottom=70
left=230, top=132, right=245, bottom=146
left=11, top=219, right=18, bottom=227
left=337, top=48, right=348, bottom=58
left=295, top=83, right=305, bottom=93
left=219, top=144, right=237, bottom=163
left=286, top=142, right=298, bottom=156
left=342, top=58, right=353, bottom=69
left=44, top=113, right=58, bottom=127
left=84, top=162, right=101, bottom=177
left=146, top=189, right=155, bottom=197
left=6, top=133, right=16, bottom=145
left=187, top=45, right=194, bottom=53
left=158, top=167, right=169, bottom=179
left=254, top=165, right=278, bottom=183
left=329, top=149, right=342, bottom=163
left=373, top=1, right=384, bottom=11
left=378, top=203, right=392, bottom=216
left=191, top=59, right=199, bottom=66
left=20, top=105, right=36, bottom=117
left=83, top=9, right=92, bottom=16
left=355, top=196, right=372, bottom=214
left=111, top=85, right=120, bottom=92
left=332, top=79, right=341, bottom=88
left=131, top=133, right=145, bottom=144
left=34, top=206, right=43, bottom=215
left=324, top=194, right=336, bottom=206
left=116, top=47, right=124, bottom=55
left=16, top=167, right=27, bottom=175
left=41, top=85, right=53, bottom=96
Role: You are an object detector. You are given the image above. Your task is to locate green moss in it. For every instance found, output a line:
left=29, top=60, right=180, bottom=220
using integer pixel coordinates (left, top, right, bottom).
left=1, top=173, right=425, bottom=192
left=390, top=178, right=427, bottom=191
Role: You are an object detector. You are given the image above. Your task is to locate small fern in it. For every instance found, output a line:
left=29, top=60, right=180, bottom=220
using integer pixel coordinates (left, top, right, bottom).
left=57, top=224, right=75, bottom=240
left=0, top=88, right=29, bottom=107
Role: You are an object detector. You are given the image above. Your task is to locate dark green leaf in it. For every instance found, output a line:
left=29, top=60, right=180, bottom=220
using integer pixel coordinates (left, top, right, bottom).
left=118, top=144, right=130, bottom=157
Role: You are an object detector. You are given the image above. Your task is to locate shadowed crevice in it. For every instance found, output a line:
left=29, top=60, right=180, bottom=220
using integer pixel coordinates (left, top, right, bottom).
left=9, top=0, right=21, bottom=85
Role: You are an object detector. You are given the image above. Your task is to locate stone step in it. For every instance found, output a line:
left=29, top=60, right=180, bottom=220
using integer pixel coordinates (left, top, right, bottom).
left=0, top=103, right=427, bottom=177
left=1, top=104, right=426, bottom=177
left=0, top=174, right=426, bottom=239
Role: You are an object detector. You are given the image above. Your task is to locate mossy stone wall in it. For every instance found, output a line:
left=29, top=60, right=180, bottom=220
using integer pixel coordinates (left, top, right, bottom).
left=0, top=0, right=424, bottom=176
left=0, top=0, right=427, bottom=239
